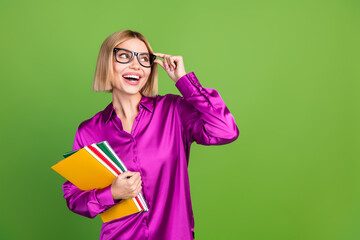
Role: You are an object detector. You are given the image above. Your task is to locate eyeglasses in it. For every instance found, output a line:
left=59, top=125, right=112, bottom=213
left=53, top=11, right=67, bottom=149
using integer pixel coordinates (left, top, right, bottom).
left=113, top=48, right=156, bottom=68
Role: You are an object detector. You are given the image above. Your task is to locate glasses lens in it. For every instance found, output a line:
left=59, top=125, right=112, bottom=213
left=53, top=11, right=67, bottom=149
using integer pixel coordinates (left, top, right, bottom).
left=138, top=53, right=152, bottom=67
left=115, top=49, right=133, bottom=63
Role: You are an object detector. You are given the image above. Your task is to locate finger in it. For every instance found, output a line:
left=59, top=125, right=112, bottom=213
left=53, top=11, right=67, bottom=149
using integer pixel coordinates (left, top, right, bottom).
left=131, top=173, right=140, bottom=183
left=162, top=57, right=169, bottom=70
left=164, top=56, right=170, bottom=70
left=121, top=171, right=135, bottom=179
left=123, top=171, right=139, bottom=181
left=154, top=59, right=165, bottom=69
left=153, top=52, right=166, bottom=58
left=130, top=172, right=141, bottom=183
left=125, top=171, right=135, bottom=175
left=155, top=58, right=169, bottom=71
left=134, top=185, right=142, bottom=196
left=168, top=56, right=175, bottom=71
left=166, top=56, right=173, bottom=70
left=135, top=179, right=142, bottom=190
left=169, top=57, right=176, bottom=70
left=130, top=182, right=141, bottom=196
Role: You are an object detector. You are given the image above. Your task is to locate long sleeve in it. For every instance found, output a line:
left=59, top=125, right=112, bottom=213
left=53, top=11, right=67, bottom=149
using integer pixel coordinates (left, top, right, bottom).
left=62, top=128, right=117, bottom=219
left=175, top=72, right=239, bottom=145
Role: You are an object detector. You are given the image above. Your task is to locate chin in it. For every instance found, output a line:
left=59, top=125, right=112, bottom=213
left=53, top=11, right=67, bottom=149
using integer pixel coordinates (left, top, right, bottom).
left=122, top=87, right=142, bottom=95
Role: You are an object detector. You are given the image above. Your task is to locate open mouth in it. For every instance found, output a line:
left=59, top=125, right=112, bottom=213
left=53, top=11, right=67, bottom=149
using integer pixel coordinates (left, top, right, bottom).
left=122, top=74, right=141, bottom=82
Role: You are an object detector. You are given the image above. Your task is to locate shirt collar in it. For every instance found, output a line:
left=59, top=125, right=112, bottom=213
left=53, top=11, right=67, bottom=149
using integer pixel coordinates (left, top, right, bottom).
left=103, top=94, right=155, bottom=123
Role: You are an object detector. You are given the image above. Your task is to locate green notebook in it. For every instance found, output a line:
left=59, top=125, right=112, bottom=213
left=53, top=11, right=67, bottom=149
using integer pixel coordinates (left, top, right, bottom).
left=63, top=141, right=127, bottom=173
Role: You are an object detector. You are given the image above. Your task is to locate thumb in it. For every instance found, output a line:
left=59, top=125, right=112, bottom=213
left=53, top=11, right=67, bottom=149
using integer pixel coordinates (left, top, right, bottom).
left=121, top=171, right=136, bottom=179
left=154, top=59, right=165, bottom=69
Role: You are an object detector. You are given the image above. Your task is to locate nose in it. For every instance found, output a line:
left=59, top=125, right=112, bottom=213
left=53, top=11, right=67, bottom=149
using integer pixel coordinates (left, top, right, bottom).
left=129, top=55, right=141, bottom=69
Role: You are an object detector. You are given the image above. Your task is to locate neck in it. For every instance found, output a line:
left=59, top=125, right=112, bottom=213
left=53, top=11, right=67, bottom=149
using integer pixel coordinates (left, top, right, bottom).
left=112, top=89, right=142, bottom=119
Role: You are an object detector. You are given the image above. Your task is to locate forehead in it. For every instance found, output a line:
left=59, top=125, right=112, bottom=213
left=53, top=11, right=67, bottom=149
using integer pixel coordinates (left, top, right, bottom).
left=115, top=38, right=148, bottom=53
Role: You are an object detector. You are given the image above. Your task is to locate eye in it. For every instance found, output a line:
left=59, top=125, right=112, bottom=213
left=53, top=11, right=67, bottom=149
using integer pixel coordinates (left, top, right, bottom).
left=140, top=56, right=149, bottom=62
left=119, top=53, right=130, bottom=59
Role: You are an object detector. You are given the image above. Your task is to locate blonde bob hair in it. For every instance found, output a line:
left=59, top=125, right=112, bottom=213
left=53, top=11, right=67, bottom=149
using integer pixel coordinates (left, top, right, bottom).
left=92, top=30, right=158, bottom=97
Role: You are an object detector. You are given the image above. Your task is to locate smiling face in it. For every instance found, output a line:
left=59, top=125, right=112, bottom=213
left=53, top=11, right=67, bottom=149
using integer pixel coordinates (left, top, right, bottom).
left=112, top=38, right=152, bottom=96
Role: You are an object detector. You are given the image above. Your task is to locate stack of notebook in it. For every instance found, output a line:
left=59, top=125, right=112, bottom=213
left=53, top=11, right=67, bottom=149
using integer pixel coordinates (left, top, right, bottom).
left=51, top=141, right=148, bottom=223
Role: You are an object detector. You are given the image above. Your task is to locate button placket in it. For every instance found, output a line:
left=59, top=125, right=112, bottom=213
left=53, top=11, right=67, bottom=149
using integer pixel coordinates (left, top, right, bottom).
left=130, top=108, right=144, bottom=136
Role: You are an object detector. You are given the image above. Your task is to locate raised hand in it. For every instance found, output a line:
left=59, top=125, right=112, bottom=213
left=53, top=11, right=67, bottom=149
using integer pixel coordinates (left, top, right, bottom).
left=153, top=52, right=187, bottom=83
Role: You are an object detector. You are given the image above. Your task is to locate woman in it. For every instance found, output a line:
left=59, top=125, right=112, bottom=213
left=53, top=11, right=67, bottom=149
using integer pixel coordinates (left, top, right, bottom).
left=62, top=30, right=239, bottom=240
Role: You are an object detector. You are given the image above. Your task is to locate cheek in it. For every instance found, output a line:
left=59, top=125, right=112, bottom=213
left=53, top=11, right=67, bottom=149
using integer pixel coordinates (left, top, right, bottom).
left=114, top=64, right=124, bottom=73
left=145, top=69, right=151, bottom=78
left=113, top=60, right=127, bottom=72
left=112, top=65, right=124, bottom=85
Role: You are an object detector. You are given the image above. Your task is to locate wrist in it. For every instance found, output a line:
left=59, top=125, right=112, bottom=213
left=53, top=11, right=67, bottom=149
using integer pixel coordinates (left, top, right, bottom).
left=175, top=72, right=187, bottom=83
left=111, top=184, right=119, bottom=201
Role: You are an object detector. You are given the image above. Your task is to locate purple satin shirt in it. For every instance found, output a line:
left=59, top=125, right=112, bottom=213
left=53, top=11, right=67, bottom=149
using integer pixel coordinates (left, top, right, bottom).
left=62, top=72, right=239, bottom=240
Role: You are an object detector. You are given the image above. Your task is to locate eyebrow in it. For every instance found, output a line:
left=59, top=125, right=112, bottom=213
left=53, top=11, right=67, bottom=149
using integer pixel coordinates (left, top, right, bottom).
left=118, top=48, right=150, bottom=54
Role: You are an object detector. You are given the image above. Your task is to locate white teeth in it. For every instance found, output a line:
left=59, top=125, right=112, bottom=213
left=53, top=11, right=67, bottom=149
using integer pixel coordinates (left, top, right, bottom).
left=123, top=75, right=140, bottom=80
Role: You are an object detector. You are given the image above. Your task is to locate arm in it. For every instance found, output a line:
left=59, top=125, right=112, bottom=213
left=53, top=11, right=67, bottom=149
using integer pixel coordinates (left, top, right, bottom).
left=62, top=182, right=116, bottom=218
left=175, top=72, right=239, bottom=145
left=62, top=128, right=117, bottom=219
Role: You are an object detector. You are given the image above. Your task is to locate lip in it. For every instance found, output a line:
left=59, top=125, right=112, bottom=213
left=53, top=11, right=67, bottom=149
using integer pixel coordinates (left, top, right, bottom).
left=122, top=72, right=142, bottom=86
left=123, top=77, right=140, bottom=85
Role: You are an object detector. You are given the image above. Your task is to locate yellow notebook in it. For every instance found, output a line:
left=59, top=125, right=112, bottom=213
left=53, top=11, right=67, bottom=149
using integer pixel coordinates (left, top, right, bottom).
left=51, top=146, right=143, bottom=222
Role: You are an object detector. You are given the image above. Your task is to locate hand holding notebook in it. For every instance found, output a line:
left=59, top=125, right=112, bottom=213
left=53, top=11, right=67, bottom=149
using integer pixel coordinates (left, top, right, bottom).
left=51, top=141, right=149, bottom=223
left=111, top=171, right=142, bottom=200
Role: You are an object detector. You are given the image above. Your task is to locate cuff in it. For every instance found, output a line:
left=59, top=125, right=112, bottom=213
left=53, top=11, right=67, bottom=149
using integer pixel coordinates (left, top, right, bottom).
left=95, top=184, right=116, bottom=206
left=175, top=72, right=201, bottom=98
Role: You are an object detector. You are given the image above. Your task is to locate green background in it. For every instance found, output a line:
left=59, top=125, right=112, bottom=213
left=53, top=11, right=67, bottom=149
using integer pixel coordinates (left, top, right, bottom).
left=1, top=0, right=359, bottom=239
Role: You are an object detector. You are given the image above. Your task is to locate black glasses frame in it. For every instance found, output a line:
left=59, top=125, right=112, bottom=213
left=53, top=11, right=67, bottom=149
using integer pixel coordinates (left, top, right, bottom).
left=113, top=48, right=156, bottom=68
